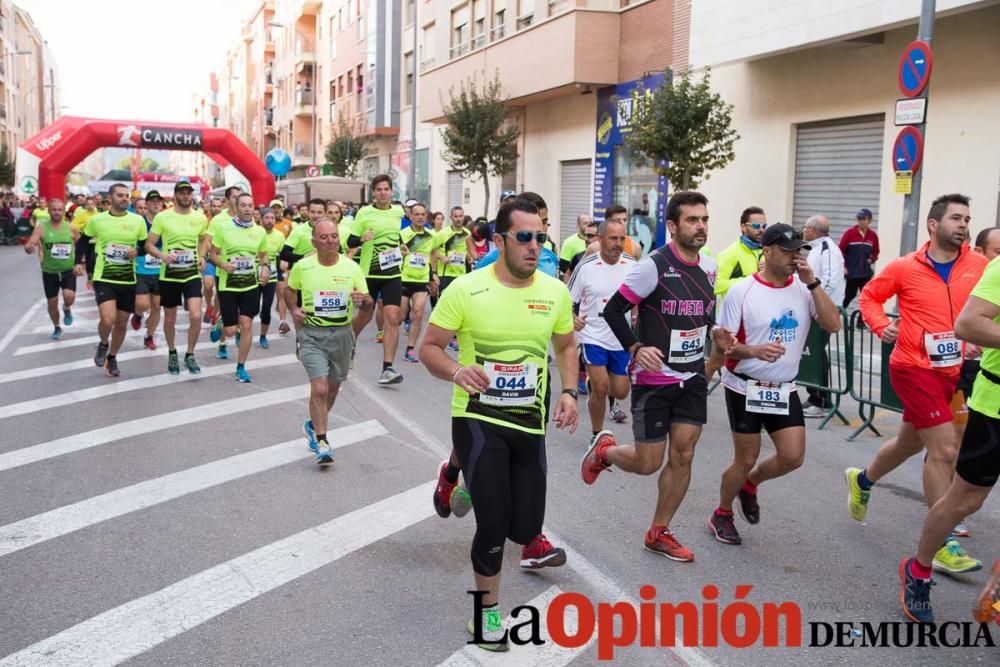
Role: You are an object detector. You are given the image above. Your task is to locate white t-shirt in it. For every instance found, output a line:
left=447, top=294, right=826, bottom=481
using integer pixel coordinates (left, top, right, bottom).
left=567, top=252, right=636, bottom=350
left=719, top=273, right=817, bottom=394
left=806, top=235, right=846, bottom=306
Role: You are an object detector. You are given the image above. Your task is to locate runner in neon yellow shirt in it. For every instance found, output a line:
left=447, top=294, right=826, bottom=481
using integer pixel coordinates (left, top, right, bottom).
left=286, top=219, right=373, bottom=464
left=76, top=184, right=148, bottom=377
left=146, top=180, right=208, bottom=374
left=399, top=202, right=440, bottom=363
left=259, top=208, right=287, bottom=348
left=208, top=192, right=270, bottom=383
left=346, top=174, right=406, bottom=385
left=420, top=198, right=579, bottom=651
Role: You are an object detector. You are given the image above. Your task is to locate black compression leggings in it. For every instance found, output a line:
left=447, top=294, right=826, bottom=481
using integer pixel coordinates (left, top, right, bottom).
left=452, top=417, right=546, bottom=577
left=259, top=281, right=277, bottom=325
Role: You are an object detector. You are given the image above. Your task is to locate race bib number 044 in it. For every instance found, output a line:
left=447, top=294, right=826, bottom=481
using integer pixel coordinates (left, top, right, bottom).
left=480, top=361, right=538, bottom=407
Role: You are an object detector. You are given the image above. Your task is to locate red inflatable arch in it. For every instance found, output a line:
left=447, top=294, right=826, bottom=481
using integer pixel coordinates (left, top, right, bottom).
left=24, top=117, right=274, bottom=206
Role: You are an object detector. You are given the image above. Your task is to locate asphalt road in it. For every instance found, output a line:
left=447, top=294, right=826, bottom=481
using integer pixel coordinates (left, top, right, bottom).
left=0, top=246, right=997, bottom=666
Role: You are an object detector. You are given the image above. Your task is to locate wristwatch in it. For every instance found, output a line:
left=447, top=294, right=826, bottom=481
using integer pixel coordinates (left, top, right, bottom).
left=807, top=278, right=822, bottom=291
left=562, top=388, right=579, bottom=399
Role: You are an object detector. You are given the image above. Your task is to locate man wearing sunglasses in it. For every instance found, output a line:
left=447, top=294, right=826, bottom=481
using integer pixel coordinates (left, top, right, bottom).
left=421, top=198, right=579, bottom=651
left=715, top=206, right=767, bottom=304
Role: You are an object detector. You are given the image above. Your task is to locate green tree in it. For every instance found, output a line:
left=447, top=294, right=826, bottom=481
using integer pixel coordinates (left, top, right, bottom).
left=625, top=68, right=739, bottom=191
left=324, top=116, right=371, bottom=179
left=0, top=143, right=15, bottom=187
left=115, top=157, right=131, bottom=170
left=140, top=158, right=160, bottom=173
left=440, top=75, right=519, bottom=217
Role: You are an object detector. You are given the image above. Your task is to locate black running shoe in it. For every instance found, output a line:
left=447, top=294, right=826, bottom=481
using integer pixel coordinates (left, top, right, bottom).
left=105, top=356, right=120, bottom=377
left=708, top=512, right=742, bottom=545
left=94, top=342, right=109, bottom=367
left=738, top=489, right=760, bottom=525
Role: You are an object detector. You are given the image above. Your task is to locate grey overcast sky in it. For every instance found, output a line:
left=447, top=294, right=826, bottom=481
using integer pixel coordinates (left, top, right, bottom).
left=15, top=0, right=255, bottom=123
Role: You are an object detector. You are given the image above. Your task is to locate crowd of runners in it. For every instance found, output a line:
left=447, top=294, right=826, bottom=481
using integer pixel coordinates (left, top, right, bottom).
left=19, top=175, right=1000, bottom=650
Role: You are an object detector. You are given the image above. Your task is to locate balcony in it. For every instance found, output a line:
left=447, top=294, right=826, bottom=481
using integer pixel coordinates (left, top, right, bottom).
left=295, top=90, right=314, bottom=116
left=294, top=0, right=321, bottom=18
left=293, top=142, right=314, bottom=161
left=420, top=8, right=620, bottom=122
left=0, top=104, right=6, bottom=120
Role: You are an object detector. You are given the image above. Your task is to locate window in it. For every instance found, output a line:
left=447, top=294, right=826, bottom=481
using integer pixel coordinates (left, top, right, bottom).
left=516, top=0, right=533, bottom=30
left=357, top=14, right=365, bottom=41
left=492, top=5, right=505, bottom=40
left=404, top=52, right=414, bottom=106
left=329, top=17, right=337, bottom=55
left=421, top=22, right=436, bottom=70
left=450, top=5, right=470, bottom=58
left=405, top=0, right=415, bottom=25
left=472, top=0, right=486, bottom=48
left=338, top=8, right=343, bottom=31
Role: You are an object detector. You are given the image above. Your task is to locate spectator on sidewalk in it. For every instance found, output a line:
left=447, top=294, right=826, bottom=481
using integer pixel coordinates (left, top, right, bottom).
left=839, top=208, right=880, bottom=309
left=802, top=215, right=846, bottom=417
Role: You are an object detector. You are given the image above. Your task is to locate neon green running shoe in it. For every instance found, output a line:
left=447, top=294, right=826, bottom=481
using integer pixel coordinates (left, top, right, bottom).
left=467, top=606, right=508, bottom=652
left=450, top=484, right=472, bottom=518
left=844, top=467, right=871, bottom=522
left=933, top=538, right=983, bottom=575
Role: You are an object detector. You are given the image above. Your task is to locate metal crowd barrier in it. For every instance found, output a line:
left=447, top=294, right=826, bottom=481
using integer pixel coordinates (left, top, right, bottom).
left=846, top=310, right=902, bottom=441
left=794, top=307, right=851, bottom=430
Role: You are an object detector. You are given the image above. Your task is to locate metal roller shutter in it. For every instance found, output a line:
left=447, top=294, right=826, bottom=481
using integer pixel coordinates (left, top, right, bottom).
left=559, top=159, right=592, bottom=247
left=792, top=115, right=885, bottom=242
left=447, top=171, right=463, bottom=209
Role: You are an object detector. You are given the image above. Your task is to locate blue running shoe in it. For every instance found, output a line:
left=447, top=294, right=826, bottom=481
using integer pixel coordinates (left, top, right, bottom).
left=404, top=319, right=411, bottom=333
left=315, top=440, right=333, bottom=464
left=899, top=558, right=935, bottom=623
left=235, top=365, right=252, bottom=383
left=448, top=338, right=459, bottom=352
left=303, top=420, right=318, bottom=452
left=404, top=349, right=419, bottom=363
left=210, top=319, right=223, bottom=343
left=259, top=335, right=270, bottom=349
left=216, top=344, right=228, bottom=360
left=235, top=331, right=241, bottom=346
left=62, top=309, right=72, bottom=326
left=50, top=327, right=62, bottom=340
left=577, top=379, right=589, bottom=396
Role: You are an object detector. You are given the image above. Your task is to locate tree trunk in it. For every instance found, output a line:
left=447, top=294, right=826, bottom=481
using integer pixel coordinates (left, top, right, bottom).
left=481, top=170, right=491, bottom=219
left=682, top=169, right=690, bottom=191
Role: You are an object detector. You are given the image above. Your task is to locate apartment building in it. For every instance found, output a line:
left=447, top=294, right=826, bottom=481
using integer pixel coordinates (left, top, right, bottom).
left=418, top=0, right=690, bottom=244
left=1, top=2, right=59, bottom=152
left=689, top=0, right=1000, bottom=261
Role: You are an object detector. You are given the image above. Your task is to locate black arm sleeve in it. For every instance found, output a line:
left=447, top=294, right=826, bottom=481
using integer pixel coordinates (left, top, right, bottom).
left=279, top=246, right=303, bottom=266
left=558, top=258, right=571, bottom=274
left=75, top=233, right=91, bottom=264
left=347, top=234, right=363, bottom=249
left=603, top=291, right=640, bottom=352
left=136, top=240, right=148, bottom=256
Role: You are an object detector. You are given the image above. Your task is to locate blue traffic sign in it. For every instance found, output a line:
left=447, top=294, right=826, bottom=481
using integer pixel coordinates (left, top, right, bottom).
left=892, top=126, right=924, bottom=173
left=898, top=41, right=933, bottom=98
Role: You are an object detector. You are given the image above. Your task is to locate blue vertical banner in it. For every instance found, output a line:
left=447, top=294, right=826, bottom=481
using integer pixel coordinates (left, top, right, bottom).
left=592, top=72, right=669, bottom=250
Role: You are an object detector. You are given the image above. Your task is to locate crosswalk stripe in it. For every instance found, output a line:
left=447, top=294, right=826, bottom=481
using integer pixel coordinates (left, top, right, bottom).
left=0, top=353, right=299, bottom=421
left=0, top=481, right=436, bottom=667
left=0, top=384, right=310, bottom=473
left=0, top=419, right=387, bottom=558
left=0, top=342, right=222, bottom=385
left=29, top=313, right=192, bottom=335
left=16, top=333, right=144, bottom=356
left=438, top=586, right=586, bottom=666
left=0, top=298, right=44, bottom=355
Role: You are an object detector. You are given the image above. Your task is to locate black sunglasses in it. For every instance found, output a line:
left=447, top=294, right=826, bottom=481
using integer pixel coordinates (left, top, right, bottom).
left=503, top=231, right=548, bottom=244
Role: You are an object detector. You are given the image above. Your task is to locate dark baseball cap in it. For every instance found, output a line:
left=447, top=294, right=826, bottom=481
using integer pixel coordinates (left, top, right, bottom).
left=762, top=223, right=810, bottom=251
left=146, top=190, right=162, bottom=200
left=174, top=180, right=194, bottom=192
left=856, top=208, right=873, bottom=219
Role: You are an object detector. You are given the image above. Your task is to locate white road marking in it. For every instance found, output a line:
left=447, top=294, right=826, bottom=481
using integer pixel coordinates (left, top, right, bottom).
left=0, top=298, right=44, bottom=355
left=0, top=383, right=310, bottom=473
left=439, top=586, right=587, bottom=666
left=0, top=420, right=387, bottom=558
left=29, top=313, right=191, bottom=335
left=0, top=342, right=220, bottom=385
left=0, top=482, right=436, bottom=667
left=15, top=333, right=142, bottom=356
left=349, top=377, right=451, bottom=458
left=0, top=353, right=299, bottom=421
